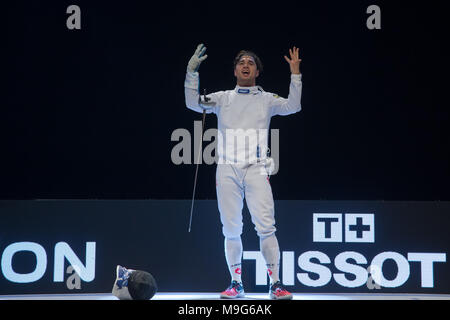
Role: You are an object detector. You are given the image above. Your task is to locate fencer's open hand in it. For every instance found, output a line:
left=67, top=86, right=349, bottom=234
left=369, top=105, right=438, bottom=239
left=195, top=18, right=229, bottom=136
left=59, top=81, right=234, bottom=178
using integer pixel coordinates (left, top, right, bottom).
left=187, top=44, right=208, bottom=73
left=284, top=46, right=302, bottom=75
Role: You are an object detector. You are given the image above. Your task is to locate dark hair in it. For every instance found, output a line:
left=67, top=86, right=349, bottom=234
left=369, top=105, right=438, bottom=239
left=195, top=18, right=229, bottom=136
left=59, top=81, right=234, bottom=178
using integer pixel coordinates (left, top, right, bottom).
left=233, top=50, right=263, bottom=73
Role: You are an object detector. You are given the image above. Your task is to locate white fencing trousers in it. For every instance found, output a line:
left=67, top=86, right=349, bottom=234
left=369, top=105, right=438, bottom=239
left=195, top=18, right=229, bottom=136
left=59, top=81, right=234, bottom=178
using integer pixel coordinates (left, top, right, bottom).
left=216, top=163, right=276, bottom=239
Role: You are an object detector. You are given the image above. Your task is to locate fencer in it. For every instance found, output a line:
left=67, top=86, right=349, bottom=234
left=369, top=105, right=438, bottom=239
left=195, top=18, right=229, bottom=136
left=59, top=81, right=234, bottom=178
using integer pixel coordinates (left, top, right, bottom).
left=184, top=44, right=302, bottom=299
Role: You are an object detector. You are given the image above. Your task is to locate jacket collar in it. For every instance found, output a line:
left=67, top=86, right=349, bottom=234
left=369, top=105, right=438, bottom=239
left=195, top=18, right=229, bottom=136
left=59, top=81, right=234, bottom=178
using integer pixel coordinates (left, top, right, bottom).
left=234, top=85, right=264, bottom=95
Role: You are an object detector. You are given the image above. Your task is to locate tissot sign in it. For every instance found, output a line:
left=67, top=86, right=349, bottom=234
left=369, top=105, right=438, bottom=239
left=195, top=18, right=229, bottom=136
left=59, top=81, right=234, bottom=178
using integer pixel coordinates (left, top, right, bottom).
left=244, top=212, right=447, bottom=290
left=0, top=200, right=449, bottom=295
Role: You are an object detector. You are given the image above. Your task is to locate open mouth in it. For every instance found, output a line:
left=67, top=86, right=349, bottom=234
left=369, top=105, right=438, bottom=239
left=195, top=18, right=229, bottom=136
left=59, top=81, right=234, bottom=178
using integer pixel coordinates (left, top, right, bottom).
left=242, top=70, right=250, bottom=76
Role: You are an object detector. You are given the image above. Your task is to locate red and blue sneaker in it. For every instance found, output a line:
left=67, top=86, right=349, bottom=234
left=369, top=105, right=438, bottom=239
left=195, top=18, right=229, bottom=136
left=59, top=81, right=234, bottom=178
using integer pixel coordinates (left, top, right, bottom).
left=269, top=281, right=293, bottom=300
left=220, top=281, right=245, bottom=299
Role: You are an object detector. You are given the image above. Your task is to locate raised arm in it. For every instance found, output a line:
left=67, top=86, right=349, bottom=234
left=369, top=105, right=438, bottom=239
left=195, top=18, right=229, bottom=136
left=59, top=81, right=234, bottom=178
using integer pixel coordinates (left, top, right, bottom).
left=270, top=47, right=303, bottom=116
left=184, top=44, right=217, bottom=114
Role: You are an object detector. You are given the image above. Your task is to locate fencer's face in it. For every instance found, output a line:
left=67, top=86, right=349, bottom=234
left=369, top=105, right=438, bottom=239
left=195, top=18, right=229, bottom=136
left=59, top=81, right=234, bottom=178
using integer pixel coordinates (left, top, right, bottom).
left=234, top=55, right=259, bottom=86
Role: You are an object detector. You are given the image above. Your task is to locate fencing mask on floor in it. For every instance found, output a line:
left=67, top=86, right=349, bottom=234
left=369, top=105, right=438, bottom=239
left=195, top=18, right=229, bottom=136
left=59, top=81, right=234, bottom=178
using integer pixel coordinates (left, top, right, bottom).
left=112, top=265, right=157, bottom=300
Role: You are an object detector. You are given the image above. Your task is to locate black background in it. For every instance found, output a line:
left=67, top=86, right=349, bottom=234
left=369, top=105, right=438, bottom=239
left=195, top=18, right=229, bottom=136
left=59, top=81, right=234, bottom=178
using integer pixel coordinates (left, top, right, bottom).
left=3, top=0, right=449, bottom=201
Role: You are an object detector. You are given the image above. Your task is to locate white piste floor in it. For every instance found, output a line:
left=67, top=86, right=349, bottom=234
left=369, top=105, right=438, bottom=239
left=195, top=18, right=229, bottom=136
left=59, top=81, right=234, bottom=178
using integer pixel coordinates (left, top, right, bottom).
left=0, top=292, right=449, bottom=300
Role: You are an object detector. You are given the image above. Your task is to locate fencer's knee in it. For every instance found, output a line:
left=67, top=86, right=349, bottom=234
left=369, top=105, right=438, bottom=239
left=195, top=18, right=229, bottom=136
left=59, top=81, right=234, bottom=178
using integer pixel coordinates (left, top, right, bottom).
left=256, top=226, right=276, bottom=239
left=222, top=226, right=243, bottom=239
left=225, top=236, right=241, bottom=243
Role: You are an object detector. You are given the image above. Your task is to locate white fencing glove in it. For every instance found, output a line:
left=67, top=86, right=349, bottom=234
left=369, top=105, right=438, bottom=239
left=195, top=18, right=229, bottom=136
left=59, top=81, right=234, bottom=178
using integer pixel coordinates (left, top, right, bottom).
left=187, top=43, right=208, bottom=73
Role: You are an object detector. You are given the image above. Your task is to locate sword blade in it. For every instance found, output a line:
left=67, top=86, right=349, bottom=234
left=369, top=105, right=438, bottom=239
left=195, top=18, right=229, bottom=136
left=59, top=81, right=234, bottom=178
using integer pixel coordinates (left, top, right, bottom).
left=188, top=109, right=207, bottom=232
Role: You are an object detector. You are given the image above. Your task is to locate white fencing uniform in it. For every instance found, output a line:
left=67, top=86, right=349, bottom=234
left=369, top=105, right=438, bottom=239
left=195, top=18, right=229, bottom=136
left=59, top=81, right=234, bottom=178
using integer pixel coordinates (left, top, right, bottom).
left=184, top=71, right=302, bottom=238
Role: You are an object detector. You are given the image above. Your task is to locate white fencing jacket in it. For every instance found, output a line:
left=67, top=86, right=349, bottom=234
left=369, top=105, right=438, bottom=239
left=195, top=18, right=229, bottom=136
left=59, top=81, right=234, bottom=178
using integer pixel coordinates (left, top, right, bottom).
left=184, top=71, right=302, bottom=165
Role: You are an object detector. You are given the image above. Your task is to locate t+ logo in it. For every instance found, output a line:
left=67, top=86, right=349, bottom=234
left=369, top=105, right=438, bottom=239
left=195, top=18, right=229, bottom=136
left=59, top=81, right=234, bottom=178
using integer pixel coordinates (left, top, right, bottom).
left=313, top=213, right=375, bottom=243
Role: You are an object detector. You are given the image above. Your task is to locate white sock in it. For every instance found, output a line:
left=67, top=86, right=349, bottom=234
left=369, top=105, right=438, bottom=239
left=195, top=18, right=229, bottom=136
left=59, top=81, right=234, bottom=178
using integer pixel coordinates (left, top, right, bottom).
left=260, top=234, right=280, bottom=284
left=224, top=237, right=243, bottom=282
